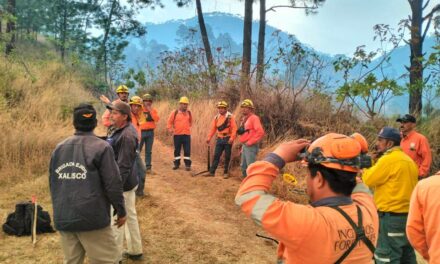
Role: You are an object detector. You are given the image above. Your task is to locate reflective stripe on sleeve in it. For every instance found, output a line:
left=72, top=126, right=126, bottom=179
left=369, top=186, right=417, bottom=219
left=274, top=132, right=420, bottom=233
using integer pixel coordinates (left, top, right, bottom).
left=374, top=254, right=390, bottom=262
left=251, top=194, right=276, bottom=226
left=235, top=190, right=265, bottom=206
left=387, top=232, right=405, bottom=237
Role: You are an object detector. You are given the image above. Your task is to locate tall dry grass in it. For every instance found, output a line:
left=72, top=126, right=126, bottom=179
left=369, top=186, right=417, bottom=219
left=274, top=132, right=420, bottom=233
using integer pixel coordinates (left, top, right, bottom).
left=150, top=95, right=345, bottom=201
left=150, top=92, right=439, bottom=202
left=0, top=43, right=96, bottom=186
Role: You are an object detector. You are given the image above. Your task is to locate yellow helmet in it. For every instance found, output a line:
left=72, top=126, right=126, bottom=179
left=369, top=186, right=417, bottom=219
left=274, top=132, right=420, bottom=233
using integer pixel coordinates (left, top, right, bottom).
left=240, top=99, right=254, bottom=109
left=129, top=96, right=143, bottom=106
left=116, top=85, right=129, bottom=93
left=142, top=93, right=153, bottom=101
left=179, top=96, right=189, bottom=104
left=217, top=100, right=228, bottom=108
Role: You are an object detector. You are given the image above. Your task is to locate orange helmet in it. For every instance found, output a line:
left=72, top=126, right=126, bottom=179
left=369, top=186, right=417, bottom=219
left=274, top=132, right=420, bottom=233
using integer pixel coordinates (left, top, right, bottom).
left=304, top=133, right=366, bottom=173
left=350, top=133, right=369, bottom=153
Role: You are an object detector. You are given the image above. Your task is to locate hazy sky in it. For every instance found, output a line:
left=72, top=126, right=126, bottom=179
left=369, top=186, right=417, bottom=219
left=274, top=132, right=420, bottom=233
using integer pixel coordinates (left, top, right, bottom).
left=135, top=0, right=437, bottom=55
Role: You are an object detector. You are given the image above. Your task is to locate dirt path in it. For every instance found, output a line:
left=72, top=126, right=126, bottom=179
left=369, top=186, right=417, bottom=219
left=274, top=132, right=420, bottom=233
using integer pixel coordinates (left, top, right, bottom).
left=0, top=140, right=277, bottom=264
left=135, top=140, right=276, bottom=263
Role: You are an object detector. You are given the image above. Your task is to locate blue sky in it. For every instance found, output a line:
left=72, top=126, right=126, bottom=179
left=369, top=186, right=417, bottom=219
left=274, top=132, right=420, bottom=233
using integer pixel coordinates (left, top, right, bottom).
left=135, top=0, right=437, bottom=55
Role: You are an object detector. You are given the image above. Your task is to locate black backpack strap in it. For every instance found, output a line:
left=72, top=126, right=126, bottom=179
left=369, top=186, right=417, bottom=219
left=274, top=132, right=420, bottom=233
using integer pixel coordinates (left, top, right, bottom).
left=172, top=109, right=178, bottom=125
left=329, top=205, right=375, bottom=264
left=217, top=115, right=231, bottom=131
left=145, top=111, right=154, bottom=122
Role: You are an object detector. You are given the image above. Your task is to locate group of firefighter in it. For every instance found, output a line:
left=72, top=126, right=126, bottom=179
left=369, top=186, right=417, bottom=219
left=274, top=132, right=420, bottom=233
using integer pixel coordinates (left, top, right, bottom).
left=48, top=84, right=439, bottom=264
left=103, top=85, right=266, bottom=180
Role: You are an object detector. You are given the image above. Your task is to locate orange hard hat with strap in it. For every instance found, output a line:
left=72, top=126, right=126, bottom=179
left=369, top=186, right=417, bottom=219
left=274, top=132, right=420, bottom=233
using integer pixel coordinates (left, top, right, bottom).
left=303, top=133, right=371, bottom=173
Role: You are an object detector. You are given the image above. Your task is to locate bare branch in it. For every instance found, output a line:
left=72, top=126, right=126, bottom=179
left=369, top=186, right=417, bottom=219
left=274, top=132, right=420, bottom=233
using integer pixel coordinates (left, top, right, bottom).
left=266, top=5, right=317, bottom=13
left=422, top=0, right=431, bottom=10
left=422, top=4, right=440, bottom=41
left=422, top=16, right=432, bottom=43
left=423, top=4, right=440, bottom=21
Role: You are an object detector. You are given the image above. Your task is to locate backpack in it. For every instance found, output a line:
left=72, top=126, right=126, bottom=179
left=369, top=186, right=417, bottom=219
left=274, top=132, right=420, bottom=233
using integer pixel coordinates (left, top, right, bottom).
left=2, top=202, right=55, bottom=236
left=172, top=109, right=192, bottom=125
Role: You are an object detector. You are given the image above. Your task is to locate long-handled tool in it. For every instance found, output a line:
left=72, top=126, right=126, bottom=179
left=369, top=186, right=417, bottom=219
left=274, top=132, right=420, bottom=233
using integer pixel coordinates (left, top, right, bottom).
left=256, top=233, right=279, bottom=244
left=192, top=145, right=211, bottom=176
left=31, top=195, right=37, bottom=246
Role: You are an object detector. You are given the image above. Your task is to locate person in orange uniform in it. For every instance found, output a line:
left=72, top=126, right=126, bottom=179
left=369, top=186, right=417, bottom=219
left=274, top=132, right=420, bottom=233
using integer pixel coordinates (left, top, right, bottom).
left=139, top=94, right=159, bottom=173
left=235, top=133, right=378, bottom=264
left=167, top=96, right=192, bottom=171
left=101, top=85, right=130, bottom=127
left=396, top=114, right=432, bottom=179
left=237, top=99, right=265, bottom=178
left=406, top=170, right=440, bottom=262
left=128, top=96, right=144, bottom=140
left=128, top=96, right=147, bottom=197
left=206, top=101, right=237, bottom=179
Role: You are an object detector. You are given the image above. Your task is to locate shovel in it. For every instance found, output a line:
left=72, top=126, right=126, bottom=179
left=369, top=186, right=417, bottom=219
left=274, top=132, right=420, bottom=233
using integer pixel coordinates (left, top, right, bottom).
left=192, top=145, right=211, bottom=176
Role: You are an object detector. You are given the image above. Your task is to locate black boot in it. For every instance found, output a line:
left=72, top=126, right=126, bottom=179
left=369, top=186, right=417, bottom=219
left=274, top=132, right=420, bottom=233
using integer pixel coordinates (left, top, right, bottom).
left=173, top=160, right=180, bottom=170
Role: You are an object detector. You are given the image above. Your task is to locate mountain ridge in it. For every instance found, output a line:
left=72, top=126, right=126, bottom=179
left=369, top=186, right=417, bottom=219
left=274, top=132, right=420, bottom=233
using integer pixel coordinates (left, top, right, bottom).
left=124, top=12, right=439, bottom=114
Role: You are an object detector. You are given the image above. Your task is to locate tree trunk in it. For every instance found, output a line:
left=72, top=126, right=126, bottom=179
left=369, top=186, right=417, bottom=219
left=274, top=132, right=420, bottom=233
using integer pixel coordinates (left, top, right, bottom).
left=256, top=0, right=266, bottom=86
left=98, top=0, right=117, bottom=83
left=60, top=0, right=68, bottom=62
left=408, top=0, right=423, bottom=116
left=195, top=0, right=217, bottom=91
left=5, top=0, right=16, bottom=55
left=241, top=0, right=253, bottom=98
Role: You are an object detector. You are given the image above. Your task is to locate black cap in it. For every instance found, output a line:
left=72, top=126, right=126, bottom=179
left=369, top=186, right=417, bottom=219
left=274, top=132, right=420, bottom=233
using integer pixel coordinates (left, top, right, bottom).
left=396, top=114, right=416, bottom=123
left=73, top=103, right=97, bottom=131
left=378, top=126, right=401, bottom=143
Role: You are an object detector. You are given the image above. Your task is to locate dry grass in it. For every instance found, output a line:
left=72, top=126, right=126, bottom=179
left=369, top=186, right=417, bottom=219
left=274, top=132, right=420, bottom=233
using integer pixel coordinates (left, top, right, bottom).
left=151, top=99, right=309, bottom=201
left=0, top=44, right=97, bottom=186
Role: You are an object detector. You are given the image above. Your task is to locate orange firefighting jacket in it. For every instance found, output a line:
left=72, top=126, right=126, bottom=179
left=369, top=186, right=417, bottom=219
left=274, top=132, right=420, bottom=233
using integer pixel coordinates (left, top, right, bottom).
left=166, top=110, right=192, bottom=135
left=238, top=114, right=265, bottom=146
left=401, top=130, right=432, bottom=177
left=130, top=108, right=146, bottom=141
left=406, top=171, right=440, bottom=262
left=235, top=161, right=379, bottom=264
left=140, top=107, right=159, bottom=131
left=207, top=112, right=237, bottom=141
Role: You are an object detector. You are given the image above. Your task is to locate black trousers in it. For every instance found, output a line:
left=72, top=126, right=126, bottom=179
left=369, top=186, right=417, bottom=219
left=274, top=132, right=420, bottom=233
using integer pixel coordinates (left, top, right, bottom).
left=210, top=137, right=232, bottom=174
left=173, top=135, right=191, bottom=167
